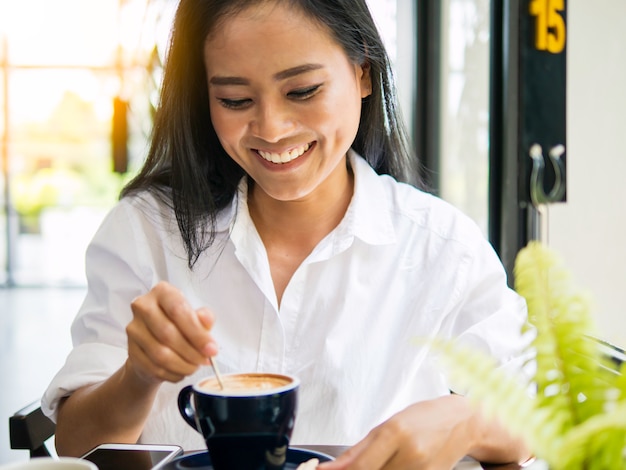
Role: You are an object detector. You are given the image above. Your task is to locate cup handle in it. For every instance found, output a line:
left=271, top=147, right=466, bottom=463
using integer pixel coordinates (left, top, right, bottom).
left=177, top=385, right=199, bottom=431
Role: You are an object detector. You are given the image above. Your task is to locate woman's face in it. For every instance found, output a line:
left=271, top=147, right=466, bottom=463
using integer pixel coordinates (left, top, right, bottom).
left=203, top=2, right=372, bottom=204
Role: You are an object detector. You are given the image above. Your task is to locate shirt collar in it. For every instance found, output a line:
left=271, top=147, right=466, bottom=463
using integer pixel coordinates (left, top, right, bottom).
left=340, top=149, right=396, bottom=246
left=217, top=149, right=397, bottom=247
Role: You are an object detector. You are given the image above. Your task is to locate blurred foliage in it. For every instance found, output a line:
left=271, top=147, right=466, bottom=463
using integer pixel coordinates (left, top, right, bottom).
left=10, top=90, right=140, bottom=232
left=432, top=242, right=626, bottom=469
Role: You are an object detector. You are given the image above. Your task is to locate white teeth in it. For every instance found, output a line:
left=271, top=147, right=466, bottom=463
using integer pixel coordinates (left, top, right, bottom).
left=258, top=143, right=310, bottom=164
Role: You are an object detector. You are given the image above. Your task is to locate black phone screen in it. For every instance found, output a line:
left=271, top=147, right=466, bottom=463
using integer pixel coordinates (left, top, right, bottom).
left=83, top=448, right=176, bottom=470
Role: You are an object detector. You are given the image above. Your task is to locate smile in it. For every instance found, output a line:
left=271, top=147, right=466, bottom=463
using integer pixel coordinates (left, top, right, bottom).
left=257, top=143, right=311, bottom=164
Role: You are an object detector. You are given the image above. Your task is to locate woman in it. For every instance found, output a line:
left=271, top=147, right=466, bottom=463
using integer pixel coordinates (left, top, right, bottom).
left=43, top=0, right=531, bottom=468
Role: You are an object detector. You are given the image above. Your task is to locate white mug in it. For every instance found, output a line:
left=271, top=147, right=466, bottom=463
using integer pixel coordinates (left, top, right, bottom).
left=0, top=457, right=97, bottom=470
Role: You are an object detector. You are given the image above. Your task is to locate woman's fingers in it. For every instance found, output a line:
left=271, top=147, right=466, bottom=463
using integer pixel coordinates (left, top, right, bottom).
left=127, top=336, right=189, bottom=383
left=318, top=398, right=470, bottom=470
left=317, top=425, right=396, bottom=470
left=152, top=282, right=215, bottom=352
left=196, top=307, right=219, bottom=356
left=127, top=281, right=217, bottom=383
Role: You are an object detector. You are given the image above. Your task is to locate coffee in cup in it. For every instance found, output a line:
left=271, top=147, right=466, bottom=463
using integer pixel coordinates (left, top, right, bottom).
left=199, top=373, right=292, bottom=393
left=178, top=372, right=299, bottom=470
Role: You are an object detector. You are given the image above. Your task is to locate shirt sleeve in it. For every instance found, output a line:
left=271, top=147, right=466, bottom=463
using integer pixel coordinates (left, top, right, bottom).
left=41, top=198, right=155, bottom=422
left=437, top=228, right=532, bottom=391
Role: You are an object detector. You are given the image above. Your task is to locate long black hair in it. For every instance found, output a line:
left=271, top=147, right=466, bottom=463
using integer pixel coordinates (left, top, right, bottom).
left=122, top=0, right=424, bottom=268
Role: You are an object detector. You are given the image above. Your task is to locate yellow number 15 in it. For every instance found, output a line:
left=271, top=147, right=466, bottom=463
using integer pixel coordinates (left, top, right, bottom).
left=529, top=0, right=566, bottom=53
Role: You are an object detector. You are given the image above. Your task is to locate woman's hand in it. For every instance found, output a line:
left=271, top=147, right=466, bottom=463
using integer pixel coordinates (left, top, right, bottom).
left=318, top=394, right=528, bottom=470
left=126, top=281, right=218, bottom=384
left=56, top=281, right=218, bottom=457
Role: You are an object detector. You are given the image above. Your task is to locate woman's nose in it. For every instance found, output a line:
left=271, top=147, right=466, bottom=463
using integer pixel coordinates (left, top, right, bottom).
left=249, top=101, right=296, bottom=143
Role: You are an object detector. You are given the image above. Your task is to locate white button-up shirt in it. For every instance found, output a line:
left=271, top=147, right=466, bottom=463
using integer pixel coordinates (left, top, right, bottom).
left=43, top=151, right=527, bottom=450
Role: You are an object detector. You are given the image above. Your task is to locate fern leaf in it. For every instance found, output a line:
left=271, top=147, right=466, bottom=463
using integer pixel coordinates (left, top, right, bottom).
left=428, top=241, right=626, bottom=469
left=514, top=242, right=615, bottom=430
left=426, top=339, right=566, bottom=463
left=560, top=400, right=626, bottom=451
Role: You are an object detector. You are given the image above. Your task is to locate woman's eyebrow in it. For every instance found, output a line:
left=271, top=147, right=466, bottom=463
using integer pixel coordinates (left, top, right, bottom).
left=273, top=63, right=324, bottom=80
left=209, top=63, right=324, bottom=86
left=209, top=76, right=249, bottom=86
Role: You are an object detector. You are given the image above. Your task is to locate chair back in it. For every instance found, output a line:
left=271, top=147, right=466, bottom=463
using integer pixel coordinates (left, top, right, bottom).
left=9, top=400, right=56, bottom=457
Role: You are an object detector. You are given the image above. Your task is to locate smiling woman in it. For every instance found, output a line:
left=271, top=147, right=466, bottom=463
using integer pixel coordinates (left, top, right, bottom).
left=41, top=1, right=530, bottom=469
left=201, top=2, right=374, bottom=301
left=204, top=2, right=371, bottom=210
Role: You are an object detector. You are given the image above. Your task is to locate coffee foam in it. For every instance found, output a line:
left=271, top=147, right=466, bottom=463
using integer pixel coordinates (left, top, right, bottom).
left=198, top=373, right=293, bottom=395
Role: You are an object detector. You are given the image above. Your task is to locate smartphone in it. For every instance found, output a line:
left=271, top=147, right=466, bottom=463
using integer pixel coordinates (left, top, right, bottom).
left=81, top=443, right=183, bottom=470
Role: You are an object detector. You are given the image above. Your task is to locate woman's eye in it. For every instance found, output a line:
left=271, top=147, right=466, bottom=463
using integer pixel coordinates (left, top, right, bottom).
left=218, top=98, right=252, bottom=110
left=288, top=85, right=321, bottom=100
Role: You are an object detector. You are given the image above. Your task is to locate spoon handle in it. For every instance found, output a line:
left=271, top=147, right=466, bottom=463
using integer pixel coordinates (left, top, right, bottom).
left=209, top=356, right=225, bottom=390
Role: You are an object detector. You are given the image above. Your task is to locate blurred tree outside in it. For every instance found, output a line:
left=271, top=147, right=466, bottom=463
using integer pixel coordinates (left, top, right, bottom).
left=0, top=0, right=171, bottom=285
left=11, top=90, right=132, bottom=234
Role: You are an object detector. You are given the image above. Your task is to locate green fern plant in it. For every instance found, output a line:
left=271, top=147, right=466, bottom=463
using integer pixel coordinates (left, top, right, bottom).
left=432, top=241, right=626, bottom=469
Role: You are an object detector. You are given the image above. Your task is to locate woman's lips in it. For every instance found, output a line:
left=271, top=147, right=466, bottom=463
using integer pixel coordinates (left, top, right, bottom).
left=256, top=142, right=312, bottom=164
